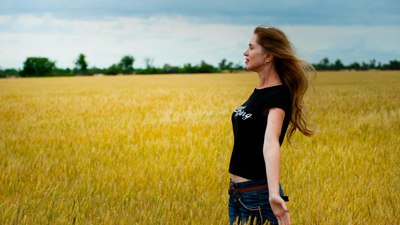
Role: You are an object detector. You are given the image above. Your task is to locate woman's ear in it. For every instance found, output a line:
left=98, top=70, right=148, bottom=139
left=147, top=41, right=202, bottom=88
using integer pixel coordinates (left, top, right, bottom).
left=265, top=53, right=274, bottom=64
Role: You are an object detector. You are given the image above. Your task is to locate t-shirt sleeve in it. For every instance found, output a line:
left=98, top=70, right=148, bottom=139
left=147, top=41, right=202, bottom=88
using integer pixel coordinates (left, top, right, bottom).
left=261, top=89, right=291, bottom=113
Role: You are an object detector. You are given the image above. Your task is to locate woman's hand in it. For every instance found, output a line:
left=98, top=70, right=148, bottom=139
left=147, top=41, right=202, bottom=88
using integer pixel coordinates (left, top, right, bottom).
left=269, top=194, right=291, bottom=225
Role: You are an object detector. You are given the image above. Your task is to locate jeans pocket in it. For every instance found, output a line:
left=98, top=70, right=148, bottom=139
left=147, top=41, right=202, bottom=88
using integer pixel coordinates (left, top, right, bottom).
left=239, top=192, right=261, bottom=211
left=251, top=190, right=279, bottom=225
left=237, top=192, right=264, bottom=224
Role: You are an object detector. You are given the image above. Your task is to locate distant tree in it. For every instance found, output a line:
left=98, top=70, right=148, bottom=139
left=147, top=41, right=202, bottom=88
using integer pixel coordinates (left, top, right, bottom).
left=162, top=64, right=180, bottom=74
left=361, top=62, right=369, bottom=70
left=0, top=68, right=19, bottom=77
left=119, top=55, right=135, bottom=74
left=105, top=64, right=121, bottom=75
left=333, top=59, right=345, bottom=70
left=88, top=67, right=104, bottom=75
left=197, top=60, right=217, bottom=73
left=233, top=62, right=245, bottom=71
left=74, top=53, right=88, bottom=74
left=348, top=62, right=361, bottom=70
left=182, top=63, right=195, bottom=73
left=218, top=58, right=234, bottom=72
left=20, top=57, right=56, bottom=77
left=377, top=62, right=382, bottom=70
left=317, top=57, right=330, bottom=70
left=369, top=59, right=377, bottom=69
left=53, top=67, right=73, bottom=76
left=144, top=57, right=154, bottom=69
left=389, top=60, right=400, bottom=70
left=382, top=60, right=400, bottom=70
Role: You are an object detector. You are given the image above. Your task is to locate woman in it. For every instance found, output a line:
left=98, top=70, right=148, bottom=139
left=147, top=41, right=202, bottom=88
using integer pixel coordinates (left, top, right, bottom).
left=228, top=26, right=314, bottom=225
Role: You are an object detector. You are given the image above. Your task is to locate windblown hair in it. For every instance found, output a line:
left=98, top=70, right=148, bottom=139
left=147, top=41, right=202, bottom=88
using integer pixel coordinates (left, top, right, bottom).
left=254, top=26, right=315, bottom=141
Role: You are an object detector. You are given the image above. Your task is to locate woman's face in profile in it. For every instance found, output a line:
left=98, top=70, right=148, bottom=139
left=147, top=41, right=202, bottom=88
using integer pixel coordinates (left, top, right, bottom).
left=243, top=34, right=268, bottom=72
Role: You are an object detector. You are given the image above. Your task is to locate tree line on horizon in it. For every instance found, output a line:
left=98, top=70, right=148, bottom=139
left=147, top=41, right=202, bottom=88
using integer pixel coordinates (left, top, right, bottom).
left=1, top=54, right=400, bottom=78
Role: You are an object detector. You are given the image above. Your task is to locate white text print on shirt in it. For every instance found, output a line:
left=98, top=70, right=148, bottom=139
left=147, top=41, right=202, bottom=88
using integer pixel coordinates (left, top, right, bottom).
left=234, top=106, right=252, bottom=120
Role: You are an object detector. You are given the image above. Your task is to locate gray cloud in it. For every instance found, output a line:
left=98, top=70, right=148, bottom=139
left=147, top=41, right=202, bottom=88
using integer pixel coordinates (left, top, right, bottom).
left=1, top=0, right=399, bottom=25
left=1, top=1, right=399, bottom=69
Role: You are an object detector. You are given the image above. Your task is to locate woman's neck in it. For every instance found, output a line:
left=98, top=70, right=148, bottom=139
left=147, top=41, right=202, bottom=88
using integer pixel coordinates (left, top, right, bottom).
left=257, top=64, right=282, bottom=89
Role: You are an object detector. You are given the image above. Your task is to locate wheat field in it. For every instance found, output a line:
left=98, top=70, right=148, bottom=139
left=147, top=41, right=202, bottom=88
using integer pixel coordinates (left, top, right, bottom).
left=0, top=71, right=399, bottom=224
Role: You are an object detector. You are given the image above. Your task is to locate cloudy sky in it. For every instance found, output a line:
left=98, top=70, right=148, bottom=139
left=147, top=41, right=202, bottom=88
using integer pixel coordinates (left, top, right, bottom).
left=0, top=0, right=399, bottom=69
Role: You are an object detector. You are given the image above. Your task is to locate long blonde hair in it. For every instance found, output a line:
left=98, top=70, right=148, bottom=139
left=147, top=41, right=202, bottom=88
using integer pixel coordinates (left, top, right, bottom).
left=254, top=26, right=314, bottom=141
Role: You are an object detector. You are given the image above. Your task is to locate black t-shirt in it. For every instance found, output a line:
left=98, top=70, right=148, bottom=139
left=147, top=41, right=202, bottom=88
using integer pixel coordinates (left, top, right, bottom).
left=228, top=85, right=292, bottom=180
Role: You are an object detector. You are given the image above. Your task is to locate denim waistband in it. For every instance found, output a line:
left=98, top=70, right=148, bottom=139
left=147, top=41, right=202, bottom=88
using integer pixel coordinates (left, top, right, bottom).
left=229, top=179, right=268, bottom=189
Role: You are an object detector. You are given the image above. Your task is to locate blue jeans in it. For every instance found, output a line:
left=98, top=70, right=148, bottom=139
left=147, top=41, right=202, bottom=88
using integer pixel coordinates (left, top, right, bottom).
left=228, top=180, right=285, bottom=225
